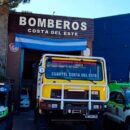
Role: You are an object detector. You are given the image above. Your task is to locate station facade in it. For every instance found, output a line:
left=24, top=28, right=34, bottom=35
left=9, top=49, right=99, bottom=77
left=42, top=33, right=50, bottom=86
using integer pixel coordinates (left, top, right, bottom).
left=7, top=12, right=94, bottom=105
left=3, top=12, right=130, bottom=106
left=94, top=14, right=130, bottom=82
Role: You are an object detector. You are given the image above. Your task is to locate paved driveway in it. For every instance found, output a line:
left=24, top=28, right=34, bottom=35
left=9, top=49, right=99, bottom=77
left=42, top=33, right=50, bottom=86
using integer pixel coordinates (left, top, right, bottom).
left=13, top=111, right=36, bottom=130
left=12, top=110, right=104, bottom=130
left=12, top=110, right=106, bottom=130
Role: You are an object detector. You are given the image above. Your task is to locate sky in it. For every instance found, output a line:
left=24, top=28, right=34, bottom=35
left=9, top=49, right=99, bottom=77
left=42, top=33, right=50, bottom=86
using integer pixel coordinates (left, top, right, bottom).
left=16, top=0, right=130, bottom=18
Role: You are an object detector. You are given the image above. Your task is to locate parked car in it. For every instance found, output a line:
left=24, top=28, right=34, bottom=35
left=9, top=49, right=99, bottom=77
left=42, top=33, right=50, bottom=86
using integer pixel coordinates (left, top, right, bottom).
left=103, top=86, right=130, bottom=130
left=20, top=88, right=30, bottom=109
left=0, top=82, right=13, bottom=130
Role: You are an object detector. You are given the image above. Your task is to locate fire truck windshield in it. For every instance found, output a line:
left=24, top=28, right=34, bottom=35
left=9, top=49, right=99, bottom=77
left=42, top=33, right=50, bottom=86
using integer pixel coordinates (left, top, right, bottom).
left=45, top=59, right=103, bottom=81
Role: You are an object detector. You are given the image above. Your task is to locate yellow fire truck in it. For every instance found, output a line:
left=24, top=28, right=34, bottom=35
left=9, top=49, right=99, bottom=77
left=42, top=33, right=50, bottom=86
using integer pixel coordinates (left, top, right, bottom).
left=35, top=54, right=109, bottom=127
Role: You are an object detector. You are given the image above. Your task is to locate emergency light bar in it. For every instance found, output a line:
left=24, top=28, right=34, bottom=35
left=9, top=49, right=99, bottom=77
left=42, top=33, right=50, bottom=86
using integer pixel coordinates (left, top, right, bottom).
left=51, top=59, right=97, bottom=65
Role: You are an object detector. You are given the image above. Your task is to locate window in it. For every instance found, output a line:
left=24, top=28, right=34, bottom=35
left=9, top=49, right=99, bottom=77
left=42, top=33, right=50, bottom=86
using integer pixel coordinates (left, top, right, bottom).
left=45, top=58, right=103, bottom=81
left=115, top=92, right=125, bottom=104
left=125, top=90, right=130, bottom=104
left=110, top=91, right=118, bottom=101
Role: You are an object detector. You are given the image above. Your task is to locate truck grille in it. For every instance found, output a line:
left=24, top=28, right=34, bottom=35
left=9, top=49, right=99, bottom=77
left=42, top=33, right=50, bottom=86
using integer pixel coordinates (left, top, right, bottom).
left=51, top=89, right=100, bottom=100
left=64, top=90, right=88, bottom=99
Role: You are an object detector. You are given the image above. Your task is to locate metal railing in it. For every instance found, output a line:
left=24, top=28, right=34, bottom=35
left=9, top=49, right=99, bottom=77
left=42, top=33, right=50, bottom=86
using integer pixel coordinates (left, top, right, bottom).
left=40, top=82, right=109, bottom=110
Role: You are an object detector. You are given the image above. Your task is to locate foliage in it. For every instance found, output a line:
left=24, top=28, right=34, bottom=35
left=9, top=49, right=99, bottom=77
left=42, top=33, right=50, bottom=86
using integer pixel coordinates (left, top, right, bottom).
left=2, top=0, right=31, bottom=9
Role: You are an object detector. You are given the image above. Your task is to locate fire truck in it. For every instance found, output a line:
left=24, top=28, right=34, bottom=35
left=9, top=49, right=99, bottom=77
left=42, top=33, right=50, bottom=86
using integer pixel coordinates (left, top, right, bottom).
left=34, top=54, right=109, bottom=128
left=0, top=83, right=13, bottom=130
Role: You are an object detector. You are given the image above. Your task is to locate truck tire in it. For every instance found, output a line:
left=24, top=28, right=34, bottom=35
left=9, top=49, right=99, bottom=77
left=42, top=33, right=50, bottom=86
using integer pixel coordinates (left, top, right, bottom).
left=125, top=119, right=130, bottom=130
left=36, top=114, right=48, bottom=130
left=102, top=116, right=111, bottom=130
left=36, top=114, right=43, bottom=130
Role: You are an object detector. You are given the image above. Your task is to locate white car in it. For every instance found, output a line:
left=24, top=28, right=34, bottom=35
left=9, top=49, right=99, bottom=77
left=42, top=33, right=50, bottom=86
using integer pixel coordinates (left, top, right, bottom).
left=103, top=88, right=130, bottom=130
left=20, top=89, right=30, bottom=109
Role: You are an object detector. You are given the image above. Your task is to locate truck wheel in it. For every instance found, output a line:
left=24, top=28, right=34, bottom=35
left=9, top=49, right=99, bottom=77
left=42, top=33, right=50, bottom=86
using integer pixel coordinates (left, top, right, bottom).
left=36, top=114, right=48, bottom=130
left=102, top=116, right=111, bottom=130
left=36, top=114, right=42, bottom=130
left=86, top=122, right=93, bottom=130
left=125, top=120, right=130, bottom=130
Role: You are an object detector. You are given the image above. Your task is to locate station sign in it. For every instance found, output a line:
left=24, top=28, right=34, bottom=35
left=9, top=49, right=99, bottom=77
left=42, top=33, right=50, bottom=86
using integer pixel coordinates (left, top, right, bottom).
left=8, top=12, right=94, bottom=39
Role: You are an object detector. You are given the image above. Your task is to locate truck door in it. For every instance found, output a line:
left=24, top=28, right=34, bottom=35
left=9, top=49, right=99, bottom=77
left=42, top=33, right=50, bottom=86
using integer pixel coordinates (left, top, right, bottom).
left=115, top=92, right=125, bottom=121
left=108, top=91, right=119, bottom=114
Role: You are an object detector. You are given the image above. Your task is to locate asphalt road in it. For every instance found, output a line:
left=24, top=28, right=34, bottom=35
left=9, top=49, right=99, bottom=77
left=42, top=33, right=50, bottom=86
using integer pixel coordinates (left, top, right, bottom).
left=0, top=121, right=8, bottom=130
left=12, top=110, right=105, bottom=130
left=11, top=110, right=123, bottom=130
left=13, top=111, right=36, bottom=130
left=0, top=113, right=13, bottom=130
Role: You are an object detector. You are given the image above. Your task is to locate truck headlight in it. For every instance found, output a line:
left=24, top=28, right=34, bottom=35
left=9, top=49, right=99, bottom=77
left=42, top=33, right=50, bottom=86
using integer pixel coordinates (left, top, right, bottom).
left=51, top=89, right=61, bottom=99
left=91, top=90, right=100, bottom=100
left=93, top=104, right=100, bottom=109
left=51, top=104, right=58, bottom=109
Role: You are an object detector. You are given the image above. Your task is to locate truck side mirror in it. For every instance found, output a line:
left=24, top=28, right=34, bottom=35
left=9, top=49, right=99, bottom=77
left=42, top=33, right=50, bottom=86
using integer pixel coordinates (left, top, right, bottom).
left=39, top=67, right=44, bottom=74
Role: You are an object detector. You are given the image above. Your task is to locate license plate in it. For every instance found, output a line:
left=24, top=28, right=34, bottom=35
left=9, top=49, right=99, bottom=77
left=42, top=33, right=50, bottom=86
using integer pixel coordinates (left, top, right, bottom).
left=85, top=115, right=98, bottom=119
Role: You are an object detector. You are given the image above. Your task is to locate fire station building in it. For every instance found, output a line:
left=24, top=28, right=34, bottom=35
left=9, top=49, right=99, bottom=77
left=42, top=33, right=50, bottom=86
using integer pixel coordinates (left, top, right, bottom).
left=5, top=12, right=130, bottom=106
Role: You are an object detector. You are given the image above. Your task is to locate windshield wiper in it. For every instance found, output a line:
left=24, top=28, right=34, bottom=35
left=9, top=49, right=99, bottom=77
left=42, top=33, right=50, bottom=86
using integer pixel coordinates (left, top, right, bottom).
left=63, top=77, right=71, bottom=82
left=86, top=79, right=97, bottom=84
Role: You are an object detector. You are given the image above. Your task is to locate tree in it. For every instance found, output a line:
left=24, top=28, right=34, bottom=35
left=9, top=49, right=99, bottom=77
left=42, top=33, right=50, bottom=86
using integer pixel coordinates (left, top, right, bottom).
left=0, top=0, right=30, bottom=9
left=9, top=0, right=30, bottom=8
